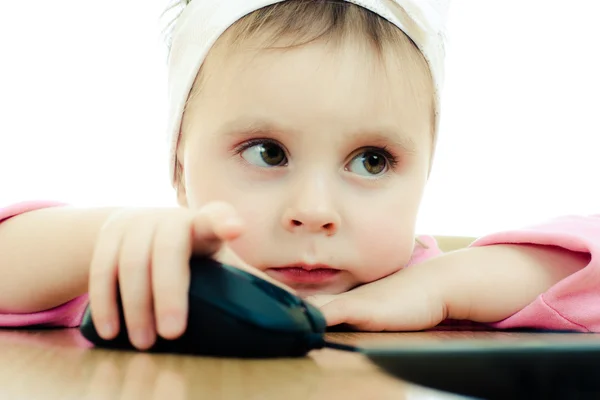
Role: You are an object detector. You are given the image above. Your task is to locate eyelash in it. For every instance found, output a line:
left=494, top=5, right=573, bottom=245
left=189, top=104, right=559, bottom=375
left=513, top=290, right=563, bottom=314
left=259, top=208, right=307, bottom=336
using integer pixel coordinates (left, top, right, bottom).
left=233, top=138, right=400, bottom=170
left=360, top=145, right=399, bottom=170
left=233, top=138, right=288, bottom=159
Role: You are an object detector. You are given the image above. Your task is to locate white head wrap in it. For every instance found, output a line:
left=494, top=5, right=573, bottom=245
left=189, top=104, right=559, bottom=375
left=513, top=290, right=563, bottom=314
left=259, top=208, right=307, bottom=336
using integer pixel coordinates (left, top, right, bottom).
left=166, top=0, right=450, bottom=186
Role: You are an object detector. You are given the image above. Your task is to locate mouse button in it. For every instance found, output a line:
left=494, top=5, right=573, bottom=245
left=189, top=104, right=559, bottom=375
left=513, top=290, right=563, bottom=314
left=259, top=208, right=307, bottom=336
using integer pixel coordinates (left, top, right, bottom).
left=218, top=263, right=303, bottom=307
left=191, top=257, right=301, bottom=307
left=301, top=301, right=327, bottom=333
left=189, top=270, right=312, bottom=333
left=251, top=278, right=303, bottom=307
left=219, top=263, right=255, bottom=281
left=245, top=306, right=314, bottom=334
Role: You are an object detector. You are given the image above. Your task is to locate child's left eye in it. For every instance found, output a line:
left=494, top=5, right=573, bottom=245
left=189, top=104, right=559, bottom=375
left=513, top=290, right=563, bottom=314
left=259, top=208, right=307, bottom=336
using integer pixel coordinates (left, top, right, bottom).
left=346, top=150, right=394, bottom=176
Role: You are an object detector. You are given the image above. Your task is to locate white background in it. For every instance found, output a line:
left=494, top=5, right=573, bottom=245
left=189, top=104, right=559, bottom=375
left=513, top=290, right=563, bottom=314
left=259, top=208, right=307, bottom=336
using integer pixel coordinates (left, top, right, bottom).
left=1, top=1, right=598, bottom=236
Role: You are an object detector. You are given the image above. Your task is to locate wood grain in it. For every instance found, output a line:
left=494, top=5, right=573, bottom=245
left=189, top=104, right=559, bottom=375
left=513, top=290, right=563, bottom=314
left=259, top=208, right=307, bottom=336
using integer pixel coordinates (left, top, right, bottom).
left=0, top=329, right=596, bottom=399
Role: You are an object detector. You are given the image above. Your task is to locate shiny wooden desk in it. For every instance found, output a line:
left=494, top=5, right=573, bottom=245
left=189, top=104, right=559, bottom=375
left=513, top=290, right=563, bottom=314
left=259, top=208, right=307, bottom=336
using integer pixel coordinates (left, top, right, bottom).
left=1, top=329, right=595, bottom=399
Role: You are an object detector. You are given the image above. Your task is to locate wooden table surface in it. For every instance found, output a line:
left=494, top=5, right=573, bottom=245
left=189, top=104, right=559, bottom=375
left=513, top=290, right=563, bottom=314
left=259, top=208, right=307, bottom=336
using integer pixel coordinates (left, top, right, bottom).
left=1, top=328, right=597, bottom=400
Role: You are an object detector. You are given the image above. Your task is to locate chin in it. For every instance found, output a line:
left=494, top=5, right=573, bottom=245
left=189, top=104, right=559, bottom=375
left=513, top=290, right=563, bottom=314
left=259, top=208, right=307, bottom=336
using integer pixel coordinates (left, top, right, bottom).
left=294, top=284, right=353, bottom=298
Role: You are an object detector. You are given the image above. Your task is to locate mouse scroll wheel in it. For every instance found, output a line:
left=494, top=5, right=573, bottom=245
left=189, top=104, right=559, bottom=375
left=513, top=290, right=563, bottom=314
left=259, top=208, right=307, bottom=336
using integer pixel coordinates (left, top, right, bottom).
left=253, top=279, right=302, bottom=307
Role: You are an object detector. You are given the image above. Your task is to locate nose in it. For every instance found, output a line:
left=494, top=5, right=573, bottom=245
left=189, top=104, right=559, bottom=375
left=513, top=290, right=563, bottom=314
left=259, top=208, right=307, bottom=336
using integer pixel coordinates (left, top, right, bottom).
left=282, top=187, right=341, bottom=236
left=283, top=207, right=340, bottom=235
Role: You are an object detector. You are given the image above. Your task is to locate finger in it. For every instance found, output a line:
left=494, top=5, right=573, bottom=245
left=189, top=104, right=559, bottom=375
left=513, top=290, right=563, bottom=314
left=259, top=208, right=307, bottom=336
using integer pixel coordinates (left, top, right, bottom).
left=319, top=298, right=382, bottom=330
left=190, top=202, right=244, bottom=255
left=317, top=298, right=349, bottom=327
left=88, top=218, right=127, bottom=340
left=118, top=216, right=158, bottom=350
left=304, top=294, right=337, bottom=308
left=152, top=215, right=193, bottom=339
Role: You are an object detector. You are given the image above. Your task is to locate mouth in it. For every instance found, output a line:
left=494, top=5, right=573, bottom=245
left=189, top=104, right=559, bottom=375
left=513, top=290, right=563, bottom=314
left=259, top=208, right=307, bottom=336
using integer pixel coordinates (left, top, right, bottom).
left=266, top=264, right=341, bottom=284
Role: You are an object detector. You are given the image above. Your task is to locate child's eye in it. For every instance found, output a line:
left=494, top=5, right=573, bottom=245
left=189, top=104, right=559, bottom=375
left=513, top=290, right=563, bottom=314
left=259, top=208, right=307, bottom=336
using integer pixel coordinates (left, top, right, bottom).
left=346, top=149, right=397, bottom=176
left=239, top=140, right=288, bottom=167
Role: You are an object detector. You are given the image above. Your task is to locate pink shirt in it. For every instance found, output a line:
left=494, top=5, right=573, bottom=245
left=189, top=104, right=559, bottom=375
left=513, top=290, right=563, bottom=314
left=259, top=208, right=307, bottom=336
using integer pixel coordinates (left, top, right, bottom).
left=1, top=201, right=599, bottom=332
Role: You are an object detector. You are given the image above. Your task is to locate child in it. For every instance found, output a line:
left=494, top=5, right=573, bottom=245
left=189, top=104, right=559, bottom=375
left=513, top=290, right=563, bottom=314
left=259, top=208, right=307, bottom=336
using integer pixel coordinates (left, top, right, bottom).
left=0, top=0, right=598, bottom=352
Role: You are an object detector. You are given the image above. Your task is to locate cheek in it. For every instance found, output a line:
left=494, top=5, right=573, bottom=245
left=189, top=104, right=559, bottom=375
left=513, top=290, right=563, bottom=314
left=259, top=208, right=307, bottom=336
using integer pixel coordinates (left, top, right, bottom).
left=186, top=178, right=276, bottom=268
left=183, top=144, right=237, bottom=205
left=183, top=145, right=276, bottom=265
left=353, top=219, right=416, bottom=281
left=225, top=201, right=277, bottom=266
left=350, top=196, right=421, bottom=282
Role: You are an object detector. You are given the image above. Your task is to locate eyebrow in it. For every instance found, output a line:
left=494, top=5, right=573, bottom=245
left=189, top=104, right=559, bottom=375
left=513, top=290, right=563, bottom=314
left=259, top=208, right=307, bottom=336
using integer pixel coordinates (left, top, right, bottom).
left=217, top=118, right=301, bottom=138
left=343, top=130, right=418, bottom=155
left=217, top=117, right=418, bottom=154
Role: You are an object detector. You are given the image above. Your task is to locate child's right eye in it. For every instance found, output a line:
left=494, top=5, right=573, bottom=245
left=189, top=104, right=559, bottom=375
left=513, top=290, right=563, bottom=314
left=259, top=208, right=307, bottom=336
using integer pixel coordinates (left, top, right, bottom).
left=239, top=140, right=288, bottom=168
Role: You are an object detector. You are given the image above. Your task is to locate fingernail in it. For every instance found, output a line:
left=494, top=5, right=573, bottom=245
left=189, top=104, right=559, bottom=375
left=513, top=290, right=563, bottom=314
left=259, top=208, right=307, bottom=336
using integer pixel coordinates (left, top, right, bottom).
left=160, top=314, right=184, bottom=338
left=133, top=328, right=154, bottom=349
left=100, top=322, right=116, bottom=338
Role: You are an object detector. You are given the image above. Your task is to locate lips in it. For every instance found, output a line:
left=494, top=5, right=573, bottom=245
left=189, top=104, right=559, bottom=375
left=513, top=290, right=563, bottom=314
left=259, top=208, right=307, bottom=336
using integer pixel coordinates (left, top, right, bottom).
left=266, top=264, right=341, bottom=284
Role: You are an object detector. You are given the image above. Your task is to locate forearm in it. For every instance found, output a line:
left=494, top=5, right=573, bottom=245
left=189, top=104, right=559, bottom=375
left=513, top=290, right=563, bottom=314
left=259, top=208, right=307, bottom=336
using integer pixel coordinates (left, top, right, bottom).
left=0, top=206, right=117, bottom=313
left=417, top=244, right=589, bottom=323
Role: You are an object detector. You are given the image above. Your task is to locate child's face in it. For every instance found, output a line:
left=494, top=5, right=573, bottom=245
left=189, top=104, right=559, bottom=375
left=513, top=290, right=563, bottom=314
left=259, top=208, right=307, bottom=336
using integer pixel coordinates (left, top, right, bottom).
left=178, top=36, right=433, bottom=297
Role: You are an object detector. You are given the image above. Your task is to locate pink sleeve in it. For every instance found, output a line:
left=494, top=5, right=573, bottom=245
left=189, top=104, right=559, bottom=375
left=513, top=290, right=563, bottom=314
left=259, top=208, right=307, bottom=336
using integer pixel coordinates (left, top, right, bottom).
left=0, top=201, right=89, bottom=328
left=406, top=235, right=445, bottom=266
left=470, top=214, right=600, bottom=332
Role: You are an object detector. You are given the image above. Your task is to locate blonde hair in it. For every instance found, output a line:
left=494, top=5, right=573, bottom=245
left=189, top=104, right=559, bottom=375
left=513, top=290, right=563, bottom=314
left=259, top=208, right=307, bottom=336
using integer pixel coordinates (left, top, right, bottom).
left=165, top=0, right=435, bottom=190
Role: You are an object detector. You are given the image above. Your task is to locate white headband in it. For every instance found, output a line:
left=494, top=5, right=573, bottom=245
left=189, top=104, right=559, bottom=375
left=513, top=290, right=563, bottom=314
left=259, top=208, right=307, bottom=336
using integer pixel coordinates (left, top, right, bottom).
left=166, top=0, right=450, bottom=187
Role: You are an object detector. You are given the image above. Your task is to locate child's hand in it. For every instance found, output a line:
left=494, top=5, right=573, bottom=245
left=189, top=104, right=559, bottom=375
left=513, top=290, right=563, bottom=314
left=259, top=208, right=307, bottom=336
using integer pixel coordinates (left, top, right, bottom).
left=306, top=266, right=449, bottom=331
left=307, top=245, right=588, bottom=332
left=87, top=202, right=274, bottom=350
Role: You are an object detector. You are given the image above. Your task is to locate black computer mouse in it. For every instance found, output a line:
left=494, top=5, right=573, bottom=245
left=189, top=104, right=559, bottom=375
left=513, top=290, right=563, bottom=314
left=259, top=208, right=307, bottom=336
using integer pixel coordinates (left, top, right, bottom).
left=79, top=256, right=330, bottom=358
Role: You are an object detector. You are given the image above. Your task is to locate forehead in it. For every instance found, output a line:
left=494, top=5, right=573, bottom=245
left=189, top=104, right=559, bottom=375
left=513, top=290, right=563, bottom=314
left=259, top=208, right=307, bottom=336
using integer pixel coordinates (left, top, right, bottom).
left=185, top=35, right=433, bottom=149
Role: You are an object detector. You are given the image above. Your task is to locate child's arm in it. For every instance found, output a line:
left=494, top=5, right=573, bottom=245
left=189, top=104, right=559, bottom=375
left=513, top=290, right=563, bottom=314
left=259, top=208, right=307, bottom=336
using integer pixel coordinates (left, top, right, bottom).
left=431, top=242, right=589, bottom=326
left=0, top=200, right=286, bottom=349
left=0, top=202, right=117, bottom=313
left=471, top=214, right=600, bottom=331
left=309, top=214, right=599, bottom=332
